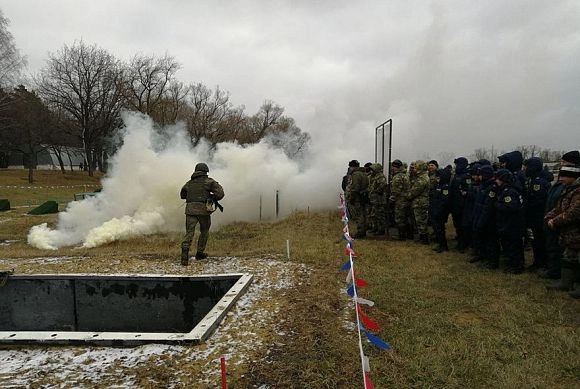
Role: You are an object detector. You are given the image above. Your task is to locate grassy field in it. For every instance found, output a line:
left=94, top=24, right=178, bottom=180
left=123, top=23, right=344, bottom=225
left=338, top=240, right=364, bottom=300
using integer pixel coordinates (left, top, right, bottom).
left=0, top=169, right=578, bottom=388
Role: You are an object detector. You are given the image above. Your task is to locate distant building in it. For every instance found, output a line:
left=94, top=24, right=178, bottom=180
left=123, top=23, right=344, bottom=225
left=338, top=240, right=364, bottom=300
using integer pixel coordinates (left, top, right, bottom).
left=0, top=145, right=86, bottom=170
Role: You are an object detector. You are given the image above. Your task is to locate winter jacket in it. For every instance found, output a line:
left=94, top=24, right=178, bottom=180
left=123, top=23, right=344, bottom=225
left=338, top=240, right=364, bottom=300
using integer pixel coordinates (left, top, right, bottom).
left=369, top=164, right=388, bottom=205
left=431, top=168, right=452, bottom=222
left=450, top=158, right=471, bottom=217
left=545, top=178, right=580, bottom=249
left=473, top=178, right=497, bottom=232
left=346, top=167, right=369, bottom=204
left=495, top=183, right=525, bottom=237
left=180, top=171, right=225, bottom=215
left=524, top=157, right=550, bottom=225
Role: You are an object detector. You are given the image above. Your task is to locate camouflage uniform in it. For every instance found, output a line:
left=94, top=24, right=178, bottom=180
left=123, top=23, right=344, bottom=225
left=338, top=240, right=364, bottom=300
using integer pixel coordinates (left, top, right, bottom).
left=368, top=163, right=388, bottom=234
left=408, top=160, right=430, bottom=243
left=345, top=166, right=369, bottom=238
left=390, top=164, right=410, bottom=238
left=180, top=163, right=225, bottom=265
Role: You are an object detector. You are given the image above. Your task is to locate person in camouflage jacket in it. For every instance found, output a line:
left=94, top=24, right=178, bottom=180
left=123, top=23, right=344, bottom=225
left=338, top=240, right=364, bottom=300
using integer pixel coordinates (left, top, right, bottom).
left=180, top=162, right=224, bottom=265
left=545, top=166, right=580, bottom=298
left=389, top=159, right=410, bottom=240
left=368, top=163, right=388, bottom=235
left=345, top=160, right=369, bottom=238
left=407, top=160, right=431, bottom=244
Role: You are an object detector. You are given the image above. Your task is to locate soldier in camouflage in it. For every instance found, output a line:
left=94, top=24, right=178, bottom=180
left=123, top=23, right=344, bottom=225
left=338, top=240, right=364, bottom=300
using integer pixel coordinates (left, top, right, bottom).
left=345, top=160, right=370, bottom=238
left=389, top=159, right=410, bottom=240
left=180, top=162, right=225, bottom=265
left=368, top=163, right=388, bottom=235
left=407, top=160, right=431, bottom=244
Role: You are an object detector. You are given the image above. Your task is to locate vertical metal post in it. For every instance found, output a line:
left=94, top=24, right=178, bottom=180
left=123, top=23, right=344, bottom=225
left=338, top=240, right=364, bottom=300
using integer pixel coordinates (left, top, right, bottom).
left=275, top=190, right=279, bottom=218
left=259, top=195, right=262, bottom=220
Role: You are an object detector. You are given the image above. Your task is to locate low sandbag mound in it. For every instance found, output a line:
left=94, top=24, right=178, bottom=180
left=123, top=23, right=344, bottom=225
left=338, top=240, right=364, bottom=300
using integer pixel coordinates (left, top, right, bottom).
left=0, top=199, right=9, bottom=211
left=28, top=201, right=59, bottom=215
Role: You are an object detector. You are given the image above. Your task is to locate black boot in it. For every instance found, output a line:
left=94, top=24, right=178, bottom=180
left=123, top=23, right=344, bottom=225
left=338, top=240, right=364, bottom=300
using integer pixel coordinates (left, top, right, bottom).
left=435, top=240, right=448, bottom=253
left=195, top=251, right=208, bottom=260
left=181, top=246, right=189, bottom=266
left=394, top=228, right=406, bottom=241
left=546, top=267, right=575, bottom=291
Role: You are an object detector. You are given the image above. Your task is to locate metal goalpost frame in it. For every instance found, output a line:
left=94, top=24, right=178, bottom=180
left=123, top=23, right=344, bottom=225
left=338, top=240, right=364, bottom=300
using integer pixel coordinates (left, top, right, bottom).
left=375, top=119, right=392, bottom=182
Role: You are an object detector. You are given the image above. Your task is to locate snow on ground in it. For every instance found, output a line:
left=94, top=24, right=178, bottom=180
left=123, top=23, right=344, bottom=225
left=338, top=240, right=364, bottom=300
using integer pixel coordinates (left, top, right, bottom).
left=0, top=256, right=87, bottom=265
left=0, top=255, right=311, bottom=388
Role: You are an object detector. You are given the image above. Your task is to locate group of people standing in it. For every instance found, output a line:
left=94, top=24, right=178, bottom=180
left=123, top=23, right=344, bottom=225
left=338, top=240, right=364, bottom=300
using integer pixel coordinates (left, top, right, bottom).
left=343, top=150, right=580, bottom=299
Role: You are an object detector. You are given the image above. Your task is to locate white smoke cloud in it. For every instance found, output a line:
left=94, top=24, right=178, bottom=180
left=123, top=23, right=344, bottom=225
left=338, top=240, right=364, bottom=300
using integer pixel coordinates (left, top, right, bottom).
left=28, top=111, right=351, bottom=250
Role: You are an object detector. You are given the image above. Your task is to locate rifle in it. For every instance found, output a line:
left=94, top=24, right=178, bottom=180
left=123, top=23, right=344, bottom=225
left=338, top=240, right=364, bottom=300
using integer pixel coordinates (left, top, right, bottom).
left=214, top=200, right=224, bottom=213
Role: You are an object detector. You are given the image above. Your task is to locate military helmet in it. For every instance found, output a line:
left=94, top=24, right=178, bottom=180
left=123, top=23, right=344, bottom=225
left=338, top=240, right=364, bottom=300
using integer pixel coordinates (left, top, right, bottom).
left=194, top=162, right=209, bottom=172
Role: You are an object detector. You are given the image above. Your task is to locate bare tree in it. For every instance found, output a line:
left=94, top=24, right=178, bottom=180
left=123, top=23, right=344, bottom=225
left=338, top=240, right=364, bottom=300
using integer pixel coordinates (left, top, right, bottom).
left=0, top=11, right=26, bottom=88
left=156, top=81, right=189, bottom=126
left=36, top=41, right=123, bottom=176
left=184, top=83, right=238, bottom=147
left=248, top=100, right=284, bottom=141
left=0, top=85, right=54, bottom=183
left=120, top=53, right=181, bottom=122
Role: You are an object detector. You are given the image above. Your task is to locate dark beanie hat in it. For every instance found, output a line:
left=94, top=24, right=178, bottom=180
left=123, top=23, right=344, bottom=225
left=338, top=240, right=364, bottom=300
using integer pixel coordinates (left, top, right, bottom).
left=495, top=168, right=513, bottom=183
left=349, top=160, right=360, bottom=167
left=428, top=160, right=439, bottom=167
left=392, top=159, right=403, bottom=168
left=454, top=157, right=468, bottom=166
left=559, top=166, right=580, bottom=179
left=561, top=151, right=580, bottom=165
left=478, top=165, right=494, bottom=179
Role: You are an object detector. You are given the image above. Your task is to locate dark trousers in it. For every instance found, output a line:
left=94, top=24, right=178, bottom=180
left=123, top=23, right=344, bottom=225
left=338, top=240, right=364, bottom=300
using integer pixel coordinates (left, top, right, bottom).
left=480, top=229, right=500, bottom=264
left=529, top=220, right=547, bottom=267
left=500, top=234, right=524, bottom=269
left=545, top=229, right=564, bottom=278
left=432, top=216, right=447, bottom=245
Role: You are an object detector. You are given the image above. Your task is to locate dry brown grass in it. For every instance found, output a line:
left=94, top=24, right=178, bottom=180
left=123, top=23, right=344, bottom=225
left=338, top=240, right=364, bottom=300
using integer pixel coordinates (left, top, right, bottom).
left=0, top=169, right=579, bottom=388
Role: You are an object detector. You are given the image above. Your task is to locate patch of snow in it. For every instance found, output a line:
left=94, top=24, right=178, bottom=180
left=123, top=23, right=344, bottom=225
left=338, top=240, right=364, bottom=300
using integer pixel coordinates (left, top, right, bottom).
left=0, top=255, right=312, bottom=387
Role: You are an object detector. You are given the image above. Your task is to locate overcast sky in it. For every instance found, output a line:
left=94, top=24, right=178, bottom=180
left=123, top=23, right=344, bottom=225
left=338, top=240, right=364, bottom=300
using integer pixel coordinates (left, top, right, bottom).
left=1, top=0, right=579, bottom=164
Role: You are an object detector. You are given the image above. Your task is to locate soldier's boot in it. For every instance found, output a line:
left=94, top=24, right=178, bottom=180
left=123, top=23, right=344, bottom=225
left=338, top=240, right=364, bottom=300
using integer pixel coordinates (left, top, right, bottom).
left=180, top=246, right=190, bottom=266
left=434, top=240, right=448, bottom=253
left=394, top=228, right=406, bottom=241
left=569, top=287, right=580, bottom=299
left=195, top=251, right=208, bottom=260
left=419, top=233, right=429, bottom=245
left=546, top=267, right=575, bottom=291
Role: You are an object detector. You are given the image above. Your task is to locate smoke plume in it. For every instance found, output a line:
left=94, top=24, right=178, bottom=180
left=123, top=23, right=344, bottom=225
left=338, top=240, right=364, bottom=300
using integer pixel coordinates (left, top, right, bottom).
left=28, top=112, right=353, bottom=249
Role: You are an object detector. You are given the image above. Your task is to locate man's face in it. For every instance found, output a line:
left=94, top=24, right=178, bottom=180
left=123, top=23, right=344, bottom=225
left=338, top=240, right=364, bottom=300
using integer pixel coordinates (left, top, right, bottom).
left=495, top=178, right=504, bottom=187
left=558, top=175, right=575, bottom=185
left=428, top=163, right=437, bottom=173
left=410, top=165, right=417, bottom=174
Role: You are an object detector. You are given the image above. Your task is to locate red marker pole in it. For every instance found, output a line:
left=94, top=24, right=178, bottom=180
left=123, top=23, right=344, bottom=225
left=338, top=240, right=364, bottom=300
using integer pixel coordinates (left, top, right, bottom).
left=220, top=355, right=227, bottom=389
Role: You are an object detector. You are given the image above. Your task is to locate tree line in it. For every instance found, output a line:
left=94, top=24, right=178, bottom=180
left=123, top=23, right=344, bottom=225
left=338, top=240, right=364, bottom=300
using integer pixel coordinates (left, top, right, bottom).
left=0, top=11, right=310, bottom=181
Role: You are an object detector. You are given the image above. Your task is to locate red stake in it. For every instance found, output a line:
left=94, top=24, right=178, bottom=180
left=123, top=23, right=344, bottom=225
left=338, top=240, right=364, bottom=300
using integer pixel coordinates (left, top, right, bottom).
left=220, top=355, right=227, bottom=389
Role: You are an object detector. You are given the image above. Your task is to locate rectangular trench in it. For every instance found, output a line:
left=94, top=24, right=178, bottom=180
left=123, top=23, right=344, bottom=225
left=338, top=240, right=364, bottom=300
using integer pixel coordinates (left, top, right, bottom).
left=0, top=273, right=253, bottom=346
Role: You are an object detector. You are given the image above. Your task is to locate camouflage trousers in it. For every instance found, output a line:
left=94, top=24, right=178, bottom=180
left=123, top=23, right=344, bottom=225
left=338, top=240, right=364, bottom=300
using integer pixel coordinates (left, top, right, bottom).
left=182, top=214, right=211, bottom=253
left=348, top=202, right=367, bottom=236
left=394, top=202, right=410, bottom=229
left=370, top=202, right=387, bottom=231
left=411, top=205, right=429, bottom=235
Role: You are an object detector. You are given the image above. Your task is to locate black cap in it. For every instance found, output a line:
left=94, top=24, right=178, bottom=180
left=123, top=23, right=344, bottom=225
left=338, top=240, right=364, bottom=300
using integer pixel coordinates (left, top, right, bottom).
left=562, top=151, right=580, bottom=165
left=348, top=160, right=360, bottom=167
left=391, top=159, right=403, bottom=168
